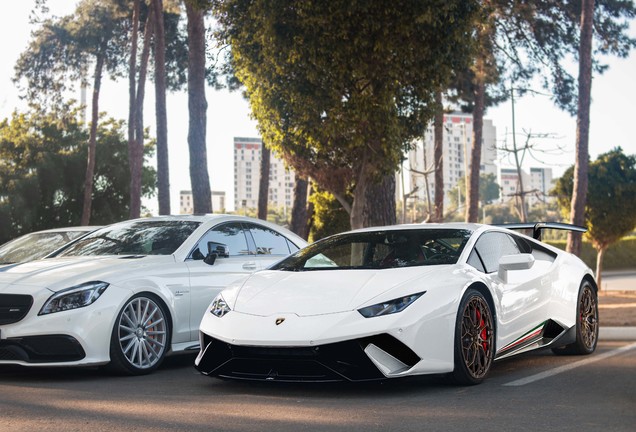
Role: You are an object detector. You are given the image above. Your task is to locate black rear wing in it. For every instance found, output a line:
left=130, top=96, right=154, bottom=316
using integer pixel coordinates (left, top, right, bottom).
left=495, top=222, right=587, bottom=241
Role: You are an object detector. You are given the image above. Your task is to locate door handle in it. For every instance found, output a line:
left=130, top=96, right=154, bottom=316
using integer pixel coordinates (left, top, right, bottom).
left=242, top=262, right=257, bottom=270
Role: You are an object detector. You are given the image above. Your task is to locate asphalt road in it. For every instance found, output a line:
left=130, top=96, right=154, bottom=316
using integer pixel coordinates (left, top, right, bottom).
left=1, top=341, right=634, bottom=432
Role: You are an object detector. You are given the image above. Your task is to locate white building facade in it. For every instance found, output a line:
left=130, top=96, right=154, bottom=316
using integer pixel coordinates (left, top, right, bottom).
left=179, top=190, right=226, bottom=214
left=408, top=112, right=498, bottom=207
left=499, top=166, right=554, bottom=206
left=233, top=137, right=296, bottom=211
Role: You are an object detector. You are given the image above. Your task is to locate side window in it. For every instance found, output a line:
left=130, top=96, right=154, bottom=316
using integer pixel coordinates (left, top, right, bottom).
left=190, top=222, right=251, bottom=259
left=286, top=239, right=300, bottom=253
left=467, top=249, right=486, bottom=273
left=246, top=223, right=291, bottom=255
left=470, top=232, right=520, bottom=274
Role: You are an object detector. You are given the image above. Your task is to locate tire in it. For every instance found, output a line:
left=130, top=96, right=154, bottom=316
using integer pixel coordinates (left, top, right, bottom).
left=552, top=280, right=598, bottom=356
left=450, top=289, right=495, bottom=385
left=107, top=293, right=170, bottom=375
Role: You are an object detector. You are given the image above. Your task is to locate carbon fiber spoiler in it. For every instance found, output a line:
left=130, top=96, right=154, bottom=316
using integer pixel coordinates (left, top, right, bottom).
left=495, top=222, right=587, bottom=241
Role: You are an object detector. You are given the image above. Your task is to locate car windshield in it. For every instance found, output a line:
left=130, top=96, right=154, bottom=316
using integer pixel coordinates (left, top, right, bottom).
left=271, top=228, right=473, bottom=271
left=0, top=230, right=90, bottom=264
left=58, top=220, right=201, bottom=257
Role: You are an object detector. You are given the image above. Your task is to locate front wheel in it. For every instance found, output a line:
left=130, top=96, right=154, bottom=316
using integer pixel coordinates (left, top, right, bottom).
left=107, top=293, right=170, bottom=375
left=450, top=289, right=495, bottom=385
left=552, top=280, right=598, bottom=355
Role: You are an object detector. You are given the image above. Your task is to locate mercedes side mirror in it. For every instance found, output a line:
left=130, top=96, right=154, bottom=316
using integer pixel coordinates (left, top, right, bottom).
left=203, top=242, right=229, bottom=266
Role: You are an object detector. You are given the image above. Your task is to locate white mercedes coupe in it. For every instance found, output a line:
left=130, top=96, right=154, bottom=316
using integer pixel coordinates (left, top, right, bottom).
left=0, top=215, right=306, bottom=374
left=195, top=222, right=598, bottom=385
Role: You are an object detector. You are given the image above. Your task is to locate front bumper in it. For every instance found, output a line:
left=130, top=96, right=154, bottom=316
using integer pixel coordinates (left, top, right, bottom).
left=0, top=285, right=130, bottom=367
left=195, top=332, right=420, bottom=382
left=0, top=335, right=86, bottom=363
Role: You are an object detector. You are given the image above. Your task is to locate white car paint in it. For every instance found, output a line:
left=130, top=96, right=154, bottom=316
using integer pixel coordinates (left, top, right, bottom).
left=0, top=215, right=306, bottom=373
left=196, top=223, right=597, bottom=383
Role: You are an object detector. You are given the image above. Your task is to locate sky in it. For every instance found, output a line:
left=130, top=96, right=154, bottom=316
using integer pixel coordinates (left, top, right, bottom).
left=1, top=1, right=635, bottom=214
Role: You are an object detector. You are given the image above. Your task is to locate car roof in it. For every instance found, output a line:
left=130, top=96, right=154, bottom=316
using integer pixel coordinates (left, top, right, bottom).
left=346, top=222, right=483, bottom=234
left=26, top=226, right=102, bottom=234
left=105, top=214, right=308, bottom=249
left=119, top=214, right=286, bottom=226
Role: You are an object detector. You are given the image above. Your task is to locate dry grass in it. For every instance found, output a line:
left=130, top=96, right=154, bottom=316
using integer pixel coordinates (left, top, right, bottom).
left=598, top=291, right=636, bottom=326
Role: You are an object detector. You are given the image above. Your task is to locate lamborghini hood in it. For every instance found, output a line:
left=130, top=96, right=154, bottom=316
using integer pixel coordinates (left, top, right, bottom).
left=232, top=266, right=450, bottom=317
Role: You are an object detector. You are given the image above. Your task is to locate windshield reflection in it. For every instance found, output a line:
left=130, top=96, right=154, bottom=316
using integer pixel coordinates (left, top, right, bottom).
left=271, top=229, right=473, bottom=271
left=58, top=220, right=201, bottom=257
left=0, top=230, right=89, bottom=264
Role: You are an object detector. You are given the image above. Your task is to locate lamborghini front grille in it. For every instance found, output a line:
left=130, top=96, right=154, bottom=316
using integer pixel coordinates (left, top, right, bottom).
left=195, top=333, right=420, bottom=382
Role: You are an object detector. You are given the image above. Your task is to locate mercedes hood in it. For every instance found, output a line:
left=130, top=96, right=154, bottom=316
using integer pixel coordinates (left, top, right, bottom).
left=0, top=255, right=175, bottom=293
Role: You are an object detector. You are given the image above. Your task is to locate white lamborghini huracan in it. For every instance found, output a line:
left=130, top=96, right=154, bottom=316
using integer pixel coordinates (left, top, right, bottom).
left=195, top=222, right=599, bottom=385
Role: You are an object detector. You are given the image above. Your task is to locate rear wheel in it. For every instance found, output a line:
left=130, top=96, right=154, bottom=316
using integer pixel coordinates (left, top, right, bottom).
left=107, top=293, right=170, bottom=375
left=552, top=280, right=598, bottom=355
left=451, top=289, right=495, bottom=385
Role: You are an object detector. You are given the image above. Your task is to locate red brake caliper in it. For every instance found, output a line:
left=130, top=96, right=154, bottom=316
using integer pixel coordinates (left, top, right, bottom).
left=477, top=308, right=488, bottom=350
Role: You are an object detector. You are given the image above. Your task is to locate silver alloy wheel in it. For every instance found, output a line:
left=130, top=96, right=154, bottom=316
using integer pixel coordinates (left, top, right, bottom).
left=117, top=296, right=168, bottom=370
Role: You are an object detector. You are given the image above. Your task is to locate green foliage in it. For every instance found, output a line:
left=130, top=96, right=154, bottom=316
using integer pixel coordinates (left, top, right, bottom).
left=547, top=237, right=636, bottom=272
left=552, top=148, right=636, bottom=250
left=227, top=206, right=293, bottom=229
left=448, top=173, right=500, bottom=207
left=15, top=0, right=193, bottom=101
left=214, top=0, right=479, bottom=226
left=14, top=0, right=130, bottom=108
left=308, top=190, right=351, bottom=242
left=480, top=203, right=519, bottom=225
left=0, top=107, right=156, bottom=243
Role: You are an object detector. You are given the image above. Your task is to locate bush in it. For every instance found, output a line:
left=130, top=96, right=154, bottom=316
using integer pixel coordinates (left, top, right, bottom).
left=547, top=237, right=636, bottom=271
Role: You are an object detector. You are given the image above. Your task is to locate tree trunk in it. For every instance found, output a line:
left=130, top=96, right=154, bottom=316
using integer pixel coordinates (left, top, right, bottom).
left=350, top=160, right=371, bottom=229
left=567, top=0, right=594, bottom=256
left=186, top=3, right=212, bottom=214
left=128, top=0, right=139, bottom=218
left=257, top=142, right=270, bottom=220
left=466, top=71, right=485, bottom=223
left=131, top=5, right=154, bottom=219
left=290, top=177, right=309, bottom=239
left=433, top=91, right=444, bottom=222
left=595, top=245, right=605, bottom=290
left=80, top=51, right=105, bottom=226
left=363, top=173, right=396, bottom=227
left=154, top=0, right=170, bottom=215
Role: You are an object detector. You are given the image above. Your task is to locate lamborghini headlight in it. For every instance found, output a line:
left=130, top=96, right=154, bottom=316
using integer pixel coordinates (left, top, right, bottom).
left=210, top=293, right=231, bottom=318
left=39, top=281, right=109, bottom=315
left=357, top=291, right=426, bottom=318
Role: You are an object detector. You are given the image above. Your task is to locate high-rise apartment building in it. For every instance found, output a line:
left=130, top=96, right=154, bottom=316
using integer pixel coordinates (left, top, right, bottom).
left=233, top=137, right=296, bottom=211
left=408, top=112, right=497, bottom=207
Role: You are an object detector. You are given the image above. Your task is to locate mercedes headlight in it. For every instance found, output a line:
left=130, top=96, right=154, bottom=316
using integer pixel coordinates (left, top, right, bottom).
left=210, top=294, right=231, bottom=318
left=358, top=291, right=426, bottom=318
left=39, top=281, right=109, bottom=315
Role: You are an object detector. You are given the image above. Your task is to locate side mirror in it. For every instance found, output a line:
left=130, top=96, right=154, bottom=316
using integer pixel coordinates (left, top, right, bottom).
left=498, top=253, right=534, bottom=283
left=203, top=242, right=229, bottom=266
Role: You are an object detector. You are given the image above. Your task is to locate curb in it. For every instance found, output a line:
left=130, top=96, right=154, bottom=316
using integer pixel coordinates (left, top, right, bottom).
left=600, top=327, right=636, bottom=341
